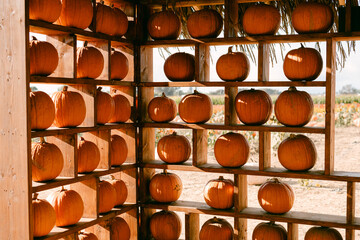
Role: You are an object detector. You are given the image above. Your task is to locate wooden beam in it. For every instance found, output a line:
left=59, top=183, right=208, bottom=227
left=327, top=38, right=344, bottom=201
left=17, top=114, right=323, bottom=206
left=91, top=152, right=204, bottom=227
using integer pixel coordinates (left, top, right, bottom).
left=346, top=182, right=356, bottom=240
left=234, top=175, right=247, bottom=239
left=195, top=43, right=210, bottom=82
left=287, top=223, right=298, bottom=240
left=185, top=213, right=200, bottom=240
left=146, top=0, right=275, bottom=9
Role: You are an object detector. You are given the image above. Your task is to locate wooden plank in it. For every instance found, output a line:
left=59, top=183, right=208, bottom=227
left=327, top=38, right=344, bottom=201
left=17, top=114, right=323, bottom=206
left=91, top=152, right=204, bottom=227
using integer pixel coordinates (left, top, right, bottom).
left=192, top=130, right=208, bottom=166
left=71, top=178, right=99, bottom=218
left=139, top=81, right=327, bottom=87
left=195, top=44, right=210, bottom=82
left=185, top=213, right=200, bottom=240
left=31, top=76, right=135, bottom=86
left=346, top=182, right=356, bottom=240
left=146, top=0, right=275, bottom=8
left=287, top=223, right=298, bottom=240
left=345, top=0, right=352, bottom=32
left=83, top=130, right=111, bottom=170
left=234, top=175, right=247, bottom=240
left=225, top=87, right=238, bottom=125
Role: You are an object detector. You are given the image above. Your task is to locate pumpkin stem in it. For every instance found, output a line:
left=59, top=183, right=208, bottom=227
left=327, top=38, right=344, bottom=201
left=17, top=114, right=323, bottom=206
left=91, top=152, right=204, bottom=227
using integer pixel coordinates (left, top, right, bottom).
left=161, top=92, right=166, bottom=97
left=271, top=178, right=280, bottom=183
left=80, top=137, right=85, bottom=141
left=63, top=86, right=68, bottom=92
left=300, top=43, right=305, bottom=48
left=84, top=41, right=88, bottom=47
left=39, top=137, right=46, bottom=143
left=218, top=176, right=224, bottom=180
left=32, top=192, right=39, bottom=200
left=269, top=221, right=275, bottom=225
left=288, top=86, right=297, bottom=92
left=97, top=87, right=103, bottom=91
left=111, top=48, right=115, bottom=52
left=228, top=46, right=233, bottom=53
left=171, top=131, right=177, bottom=136
left=250, top=88, right=255, bottom=91
left=163, top=169, right=168, bottom=174
left=289, top=134, right=296, bottom=139
left=31, top=36, right=38, bottom=41
left=110, top=175, right=116, bottom=180
left=61, top=186, right=66, bottom=191
left=194, top=90, right=199, bottom=94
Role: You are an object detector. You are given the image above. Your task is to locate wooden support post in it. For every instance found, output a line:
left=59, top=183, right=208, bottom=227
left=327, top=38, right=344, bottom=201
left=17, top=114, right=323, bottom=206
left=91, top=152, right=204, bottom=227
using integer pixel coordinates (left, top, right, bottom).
left=346, top=181, right=356, bottom=240
left=192, top=129, right=208, bottom=166
left=195, top=43, right=210, bottom=82
left=83, top=130, right=111, bottom=170
left=287, top=223, right=298, bottom=240
left=224, top=0, right=239, bottom=38
left=345, top=0, right=352, bottom=32
left=234, top=175, right=247, bottom=240
left=185, top=213, right=200, bottom=240
left=71, top=177, right=99, bottom=218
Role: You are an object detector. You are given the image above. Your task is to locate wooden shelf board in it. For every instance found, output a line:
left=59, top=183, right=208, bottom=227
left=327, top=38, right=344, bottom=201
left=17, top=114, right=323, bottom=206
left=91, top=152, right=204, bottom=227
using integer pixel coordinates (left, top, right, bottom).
left=144, top=0, right=274, bottom=8
left=32, top=164, right=137, bottom=193
left=31, top=76, right=135, bottom=87
left=138, top=81, right=326, bottom=87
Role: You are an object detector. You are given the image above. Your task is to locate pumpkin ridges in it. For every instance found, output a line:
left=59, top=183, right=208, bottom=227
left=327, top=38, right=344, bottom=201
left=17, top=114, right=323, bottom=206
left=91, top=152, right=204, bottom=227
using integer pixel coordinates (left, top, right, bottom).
left=96, top=87, right=115, bottom=124
left=164, top=52, right=195, bottom=82
left=252, top=222, right=287, bottom=240
left=150, top=211, right=182, bottom=240
left=111, top=135, right=128, bottom=166
left=99, top=181, right=117, bottom=213
left=32, top=194, right=56, bottom=237
left=305, top=226, right=343, bottom=240
left=29, top=0, right=62, bottom=23
left=107, top=176, right=128, bottom=206
left=147, top=10, right=181, bottom=40
left=243, top=4, right=280, bottom=35
left=56, top=0, right=93, bottom=29
left=30, top=91, right=55, bottom=130
left=187, top=9, right=223, bottom=38
left=157, top=132, right=191, bottom=163
left=77, top=137, right=100, bottom=173
left=148, top=93, right=177, bottom=122
left=179, top=90, right=213, bottom=123
left=30, top=38, right=59, bottom=76
left=110, top=217, right=131, bottom=240
left=199, top=217, right=233, bottom=240
left=203, top=176, right=234, bottom=209
left=109, top=93, right=131, bottom=123
left=77, top=44, right=105, bottom=79
left=150, top=170, right=183, bottom=202
left=110, top=50, right=129, bottom=80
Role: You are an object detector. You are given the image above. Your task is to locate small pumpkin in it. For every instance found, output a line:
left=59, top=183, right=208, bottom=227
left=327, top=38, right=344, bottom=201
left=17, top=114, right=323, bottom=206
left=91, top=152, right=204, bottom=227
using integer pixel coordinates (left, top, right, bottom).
left=147, top=10, right=181, bottom=40
left=109, top=93, right=131, bottom=123
left=78, top=231, right=98, bottom=240
left=96, top=87, right=115, bottom=124
left=305, top=226, right=343, bottom=240
left=110, top=217, right=131, bottom=240
left=235, top=89, right=272, bottom=125
left=150, top=211, right=181, bottom=240
left=157, top=132, right=191, bottom=164
left=30, top=90, right=55, bottom=130
left=187, top=9, right=223, bottom=38
left=179, top=90, right=213, bottom=123
left=32, top=193, right=56, bottom=237
left=258, top=178, right=294, bottom=214
left=150, top=170, right=182, bottom=203
left=77, top=137, right=100, bottom=173
left=292, top=2, right=334, bottom=34
left=106, top=176, right=128, bottom=206
left=275, top=87, right=314, bottom=127
left=56, top=0, right=93, bottom=29
left=51, top=86, right=86, bottom=128
left=164, top=52, right=195, bottom=82
left=29, top=0, right=62, bottom=23
left=283, top=45, right=323, bottom=81
left=252, top=221, right=287, bottom=240
left=278, top=134, right=317, bottom=171
left=47, top=187, right=84, bottom=227
left=32, top=137, right=64, bottom=182
left=111, top=49, right=129, bottom=80
left=111, top=135, right=128, bottom=166
left=214, top=132, right=249, bottom=168
left=203, top=176, right=234, bottom=209
left=216, top=46, right=250, bottom=82
left=99, top=180, right=117, bottom=213
left=95, top=3, right=128, bottom=36
left=30, top=36, right=59, bottom=76
left=199, top=217, right=233, bottom=240
left=148, top=93, right=177, bottom=122
left=77, top=42, right=104, bottom=79
left=242, top=4, right=281, bottom=35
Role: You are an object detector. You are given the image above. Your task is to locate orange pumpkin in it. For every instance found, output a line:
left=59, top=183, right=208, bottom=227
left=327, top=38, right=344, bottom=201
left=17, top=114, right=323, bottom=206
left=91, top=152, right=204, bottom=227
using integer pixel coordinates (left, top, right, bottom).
left=278, top=134, right=317, bottom=171
left=148, top=10, right=181, bottom=40
left=252, top=222, right=287, bottom=240
left=32, top=193, right=56, bottom=237
left=111, top=49, right=129, bottom=80
left=77, top=137, right=100, bottom=173
left=150, top=211, right=181, bottom=240
left=199, top=217, right=233, bottom=240
left=179, top=90, right=213, bottom=123
left=187, top=9, right=223, bottom=38
left=150, top=170, right=182, bottom=203
left=78, top=232, right=98, bottom=240
left=51, top=86, right=86, bottom=128
left=32, top=137, right=64, bottom=182
left=164, top=52, right=195, bottom=82
left=157, top=132, right=191, bottom=164
left=99, top=181, right=117, bottom=213
left=283, top=45, right=323, bottom=81
left=106, top=176, right=128, bottom=206
left=203, top=176, right=234, bottom=209
left=30, top=37, right=59, bottom=76
left=77, top=42, right=104, bottom=79
left=109, top=93, right=131, bottom=123
left=216, top=46, right=250, bottom=82
left=29, top=0, right=62, bottom=23
left=113, top=8, right=129, bottom=37
left=47, top=187, right=84, bottom=227
left=111, top=135, right=128, bottom=166
left=292, top=2, right=334, bottom=34
left=148, top=93, right=177, bottom=122
left=258, top=178, right=294, bottom=214
left=242, top=4, right=280, bottom=35
left=96, top=87, right=115, bottom=124
left=95, top=3, right=128, bottom=36
left=214, top=132, right=249, bottom=168
left=110, top=217, right=131, bottom=240
left=235, top=89, right=272, bottom=125
left=30, top=90, right=55, bottom=130
left=305, top=226, right=343, bottom=240
left=56, top=0, right=93, bottom=29
left=275, top=87, right=314, bottom=127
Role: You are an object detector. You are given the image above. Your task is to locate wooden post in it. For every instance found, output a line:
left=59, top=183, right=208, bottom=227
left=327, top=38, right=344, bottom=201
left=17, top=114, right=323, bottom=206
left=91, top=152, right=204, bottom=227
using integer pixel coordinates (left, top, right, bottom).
left=195, top=43, right=210, bottom=82
left=345, top=0, right=352, bottom=32
left=234, top=175, right=247, bottom=240
left=346, top=181, right=355, bottom=240
left=287, top=223, right=299, bottom=240
left=185, top=213, right=200, bottom=240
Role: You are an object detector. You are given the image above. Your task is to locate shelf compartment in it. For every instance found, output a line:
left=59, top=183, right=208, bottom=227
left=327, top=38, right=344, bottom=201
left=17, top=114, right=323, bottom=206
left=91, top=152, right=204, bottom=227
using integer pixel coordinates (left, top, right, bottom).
left=31, top=76, right=135, bottom=86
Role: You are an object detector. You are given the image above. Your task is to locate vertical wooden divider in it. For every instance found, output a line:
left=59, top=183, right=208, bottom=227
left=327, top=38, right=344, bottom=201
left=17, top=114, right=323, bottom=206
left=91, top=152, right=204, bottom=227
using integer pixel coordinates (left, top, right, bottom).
left=287, top=222, right=298, bottom=240
left=83, top=130, right=111, bottom=170
left=346, top=181, right=356, bottom=240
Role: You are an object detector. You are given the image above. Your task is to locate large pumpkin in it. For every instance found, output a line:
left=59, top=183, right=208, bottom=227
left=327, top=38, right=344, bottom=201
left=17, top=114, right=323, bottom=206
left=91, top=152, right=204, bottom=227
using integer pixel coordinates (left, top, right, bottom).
left=111, top=49, right=129, bottom=80
left=148, top=10, right=181, bottom=40
left=242, top=4, right=280, bottom=35
left=292, top=2, right=334, bottom=34
left=30, top=90, right=55, bottom=130
left=305, top=226, right=343, bottom=240
left=51, top=86, right=86, bottom=128
left=109, top=93, right=131, bottom=123
left=106, top=176, right=128, bottom=206
left=29, top=0, right=62, bottom=23
left=111, top=135, right=128, bottom=166
left=275, top=87, right=314, bottom=127
left=96, top=87, right=115, bottom=124
left=47, top=187, right=84, bottom=227
left=216, top=46, right=250, bottom=82
left=32, top=193, right=56, bottom=237
left=157, top=132, right=191, bottom=164
left=179, top=90, right=213, bottom=123
left=235, top=89, right=272, bottom=125
left=258, top=178, right=294, bottom=214
left=77, top=42, right=104, bottom=79
left=187, top=9, right=223, bottom=38
left=78, top=232, right=98, bottom=240
left=56, top=0, right=93, bottom=29
left=77, top=137, right=100, bottom=173
left=110, top=217, right=131, bottom=240
left=278, top=134, right=317, bottom=171
left=214, top=132, right=249, bottom=168
left=30, top=37, right=59, bottom=76
left=252, top=221, right=287, bottom=240
left=149, top=170, right=182, bottom=203
left=283, top=45, right=323, bottom=81
left=95, top=3, right=128, bottom=36
left=203, top=176, right=234, bottom=209
left=148, top=93, right=177, bottom=122
left=99, top=181, right=117, bottom=213
left=199, top=217, right=233, bottom=240
left=150, top=211, right=181, bottom=240
left=164, top=52, right=195, bottom=82
left=32, top=137, right=64, bottom=182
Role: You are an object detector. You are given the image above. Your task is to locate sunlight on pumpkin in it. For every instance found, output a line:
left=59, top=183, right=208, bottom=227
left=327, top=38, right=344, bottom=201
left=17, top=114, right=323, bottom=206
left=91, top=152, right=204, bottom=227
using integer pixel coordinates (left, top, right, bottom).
left=288, top=54, right=303, bottom=62
left=155, top=26, right=161, bottom=30
left=260, top=198, right=272, bottom=207
left=238, top=100, right=248, bottom=105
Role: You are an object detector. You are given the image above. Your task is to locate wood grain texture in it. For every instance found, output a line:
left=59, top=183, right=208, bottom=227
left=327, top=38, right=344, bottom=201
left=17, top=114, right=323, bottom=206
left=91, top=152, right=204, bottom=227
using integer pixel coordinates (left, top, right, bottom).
left=192, top=129, right=208, bottom=166
left=195, top=44, right=210, bottom=82
left=234, top=174, right=247, bottom=239
left=346, top=181, right=356, bottom=240
left=287, top=223, right=298, bottom=240
left=185, top=213, right=200, bottom=240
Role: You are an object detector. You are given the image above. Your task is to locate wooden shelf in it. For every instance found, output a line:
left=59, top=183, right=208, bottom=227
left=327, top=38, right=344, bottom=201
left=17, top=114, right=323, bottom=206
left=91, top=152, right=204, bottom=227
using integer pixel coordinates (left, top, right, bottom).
left=144, top=0, right=268, bottom=9
left=32, top=164, right=137, bottom=193
left=31, top=76, right=135, bottom=87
